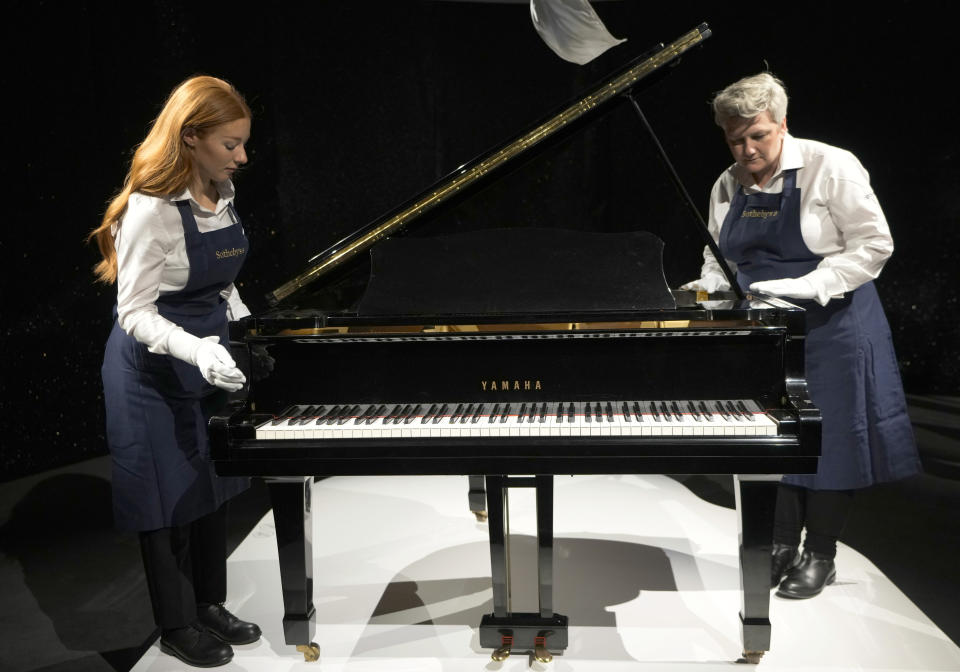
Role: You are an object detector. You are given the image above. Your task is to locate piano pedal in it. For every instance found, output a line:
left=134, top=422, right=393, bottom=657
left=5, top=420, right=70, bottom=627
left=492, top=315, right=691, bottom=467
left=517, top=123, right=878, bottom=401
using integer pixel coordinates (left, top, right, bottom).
left=295, top=642, right=320, bottom=662
left=491, top=635, right=513, bottom=661
left=533, top=635, right=553, bottom=664
left=474, top=509, right=488, bottom=523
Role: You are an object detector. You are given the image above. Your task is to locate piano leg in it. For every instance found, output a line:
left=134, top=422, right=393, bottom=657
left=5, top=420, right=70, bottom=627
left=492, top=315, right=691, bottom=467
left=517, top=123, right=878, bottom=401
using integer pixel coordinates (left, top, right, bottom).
left=480, top=475, right=568, bottom=662
left=735, top=474, right=780, bottom=664
left=266, top=476, right=319, bottom=661
left=467, top=474, right=487, bottom=522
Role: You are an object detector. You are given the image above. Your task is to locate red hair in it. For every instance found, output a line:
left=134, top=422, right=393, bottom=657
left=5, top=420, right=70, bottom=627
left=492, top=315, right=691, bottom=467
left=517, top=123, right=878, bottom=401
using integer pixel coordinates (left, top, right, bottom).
left=89, top=75, right=251, bottom=283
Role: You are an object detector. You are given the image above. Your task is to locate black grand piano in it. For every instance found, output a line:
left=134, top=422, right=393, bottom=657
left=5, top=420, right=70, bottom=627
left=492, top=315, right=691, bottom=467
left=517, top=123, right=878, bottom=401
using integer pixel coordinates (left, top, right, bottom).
left=210, top=23, right=820, bottom=665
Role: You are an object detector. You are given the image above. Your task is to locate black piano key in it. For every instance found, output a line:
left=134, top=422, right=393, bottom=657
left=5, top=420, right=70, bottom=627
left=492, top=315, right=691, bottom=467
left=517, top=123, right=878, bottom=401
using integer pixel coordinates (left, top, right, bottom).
left=356, top=405, right=374, bottom=424
left=460, top=403, right=474, bottom=424
left=421, top=403, right=438, bottom=424
left=594, top=402, right=602, bottom=422
left=516, top=402, right=526, bottom=424
left=500, top=403, right=511, bottom=423
left=698, top=400, right=711, bottom=418
left=316, top=405, right=332, bottom=424
left=368, top=404, right=386, bottom=424
left=350, top=405, right=366, bottom=425
left=726, top=400, right=742, bottom=421
left=490, top=403, right=501, bottom=423
left=687, top=401, right=702, bottom=422
left=384, top=404, right=402, bottom=424
left=292, top=405, right=318, bottom=425
left=605, top=401, right=614, bottom=422
left=314, top=405, right=332, bottom=424
left=660, top=401, right=673, bottom=422
left=433, top=403, right=448, bottom=424
left=556, top=402, right=564, bottom=422
left=585, top=403, right=592, bottom=423
left=568, top=403, right=576, bottom=423
left=405, top=404, right=421, bottom=424
left=450, top=403, right=464, bottom=424
left=737, top=400, right=755, bottom=421
left=670, top=401, right=683, bottom=421
left=471, top=404, right=484, bottom=423
left=272, top=405, right=297, bottom=426
left=633, top=401, right=643, bottom=421
left=539, top=402, right=547, bottom=423
left=338, top=404, right=360, bottom=425
left=621, top=401, right=631, bottom=422
left=650, top=401, right=661, bottom=422
left=324, top=405, right=344, bottom=425
left=715, top=400, right=731, bottom=421
left=325, top=405, right=341, bottom=425
left=527, top=403, right=537, bottom=422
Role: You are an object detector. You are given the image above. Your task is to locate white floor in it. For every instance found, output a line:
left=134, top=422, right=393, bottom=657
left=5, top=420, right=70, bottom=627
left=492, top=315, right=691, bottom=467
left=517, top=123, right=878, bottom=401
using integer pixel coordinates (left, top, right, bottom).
left=132, top=475, right=960, bottom=671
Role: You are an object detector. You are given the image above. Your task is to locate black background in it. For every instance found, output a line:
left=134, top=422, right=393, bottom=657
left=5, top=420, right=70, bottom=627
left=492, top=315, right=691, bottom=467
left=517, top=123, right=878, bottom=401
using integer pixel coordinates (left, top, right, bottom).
left=3, top=0, right=957, bottom=480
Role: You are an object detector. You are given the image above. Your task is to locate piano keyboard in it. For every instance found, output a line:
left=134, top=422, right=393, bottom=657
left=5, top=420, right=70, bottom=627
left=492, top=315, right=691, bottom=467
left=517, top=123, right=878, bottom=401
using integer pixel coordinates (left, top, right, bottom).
left=255, top=400, right=779, bottom=439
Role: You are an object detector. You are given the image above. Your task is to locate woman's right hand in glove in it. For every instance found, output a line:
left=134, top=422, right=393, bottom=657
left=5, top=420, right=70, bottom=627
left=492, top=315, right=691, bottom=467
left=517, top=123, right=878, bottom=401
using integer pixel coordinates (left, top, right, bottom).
left=195, top=336, right=247, bottom=392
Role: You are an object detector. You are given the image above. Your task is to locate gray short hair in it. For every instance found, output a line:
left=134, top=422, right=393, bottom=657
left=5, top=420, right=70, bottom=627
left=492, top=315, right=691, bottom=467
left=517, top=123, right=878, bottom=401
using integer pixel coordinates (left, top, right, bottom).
left=711, top=73, right=788, bottom=126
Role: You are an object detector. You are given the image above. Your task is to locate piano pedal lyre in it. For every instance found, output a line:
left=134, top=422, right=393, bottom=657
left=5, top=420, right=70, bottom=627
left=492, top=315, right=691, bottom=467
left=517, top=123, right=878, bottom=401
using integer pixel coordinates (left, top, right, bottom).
left=295, top=642, right=320, bottom=662
left=533, top=635, right=553, bottom=664
left=491, top=634, right=513, bottom=661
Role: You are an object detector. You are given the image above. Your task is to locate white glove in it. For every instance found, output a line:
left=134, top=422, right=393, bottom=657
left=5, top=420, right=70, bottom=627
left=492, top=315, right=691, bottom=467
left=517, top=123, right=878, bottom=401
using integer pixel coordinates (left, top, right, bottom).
left=748, top=277, right=817, bottom=300
left=195, top=335, right=246, bottom=392
left=679, top=273, right=730, bottom=293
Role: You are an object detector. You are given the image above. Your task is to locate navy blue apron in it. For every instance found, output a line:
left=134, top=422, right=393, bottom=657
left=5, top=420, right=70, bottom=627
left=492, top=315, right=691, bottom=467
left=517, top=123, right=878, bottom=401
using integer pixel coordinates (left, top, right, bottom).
left=719, top=170, right=919, bottom=490
left=102, top=198, right=250, bottom=531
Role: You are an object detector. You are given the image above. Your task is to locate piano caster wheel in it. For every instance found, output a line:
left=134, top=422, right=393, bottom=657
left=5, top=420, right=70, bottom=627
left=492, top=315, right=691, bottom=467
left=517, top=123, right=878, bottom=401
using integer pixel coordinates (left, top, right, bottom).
left=296, top=642, right=320, bottom=662
left=533, top=635, right=552, bottom=663
left=491, top=635, right=513, bottom=661
left=474, top=510, right=488, bottom=523
left=742, top=650, right=764, bottom=665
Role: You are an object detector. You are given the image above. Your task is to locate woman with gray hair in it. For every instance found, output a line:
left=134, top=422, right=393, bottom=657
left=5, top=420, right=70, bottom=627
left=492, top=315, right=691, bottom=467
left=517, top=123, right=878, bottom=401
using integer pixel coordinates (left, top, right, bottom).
left=683, top=73, right=920, bottom=599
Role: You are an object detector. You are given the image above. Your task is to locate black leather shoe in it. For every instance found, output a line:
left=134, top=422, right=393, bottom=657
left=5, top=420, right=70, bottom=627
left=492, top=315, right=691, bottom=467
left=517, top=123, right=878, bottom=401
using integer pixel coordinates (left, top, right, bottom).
left=198, top=602, right=262, bottom=645
left=776, top=550, right=836, bottom=599
left=160, top=623, right=233, bottom=667
left=770, top=543, right=800, bottom=588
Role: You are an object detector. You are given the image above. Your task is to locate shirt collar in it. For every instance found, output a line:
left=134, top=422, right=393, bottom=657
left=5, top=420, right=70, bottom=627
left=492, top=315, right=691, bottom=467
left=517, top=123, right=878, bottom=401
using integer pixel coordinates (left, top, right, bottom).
left=170, top=179, right=235, bottom=214
left=729, top=132, right=804, bottom=188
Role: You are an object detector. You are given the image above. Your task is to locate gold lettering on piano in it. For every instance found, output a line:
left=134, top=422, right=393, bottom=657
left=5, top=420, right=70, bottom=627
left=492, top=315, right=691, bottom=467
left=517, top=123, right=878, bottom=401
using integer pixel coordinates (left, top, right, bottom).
left=482, top=380, right=543, bottom=391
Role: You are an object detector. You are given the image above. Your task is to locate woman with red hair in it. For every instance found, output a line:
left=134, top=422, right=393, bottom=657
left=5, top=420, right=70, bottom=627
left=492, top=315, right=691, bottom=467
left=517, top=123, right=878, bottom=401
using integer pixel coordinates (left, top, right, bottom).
left=92, top=75, right=260, bottom=667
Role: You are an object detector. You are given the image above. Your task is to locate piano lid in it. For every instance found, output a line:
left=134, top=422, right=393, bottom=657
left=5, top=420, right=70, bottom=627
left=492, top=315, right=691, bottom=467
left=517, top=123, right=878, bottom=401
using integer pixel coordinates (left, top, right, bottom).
left=356, top=228, right=675, bottom=317
left=266, top=23, right=712, bottom=307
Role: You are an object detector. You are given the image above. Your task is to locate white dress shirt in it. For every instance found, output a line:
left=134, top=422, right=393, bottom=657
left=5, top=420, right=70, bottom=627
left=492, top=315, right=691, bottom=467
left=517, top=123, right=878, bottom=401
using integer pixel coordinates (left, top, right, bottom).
left=114, top=180, right=250, bottom=360
left=700, top=133, right=894, bottom=305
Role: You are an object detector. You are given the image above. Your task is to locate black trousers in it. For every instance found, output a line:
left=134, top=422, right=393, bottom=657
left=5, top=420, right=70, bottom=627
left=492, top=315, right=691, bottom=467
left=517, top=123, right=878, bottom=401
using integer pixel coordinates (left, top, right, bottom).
left=139, top=504, right=228, bottom=629
left=772, top=483, right=854, bottom=558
